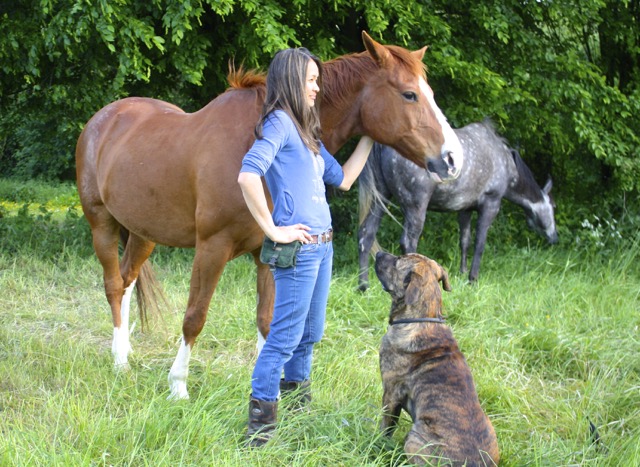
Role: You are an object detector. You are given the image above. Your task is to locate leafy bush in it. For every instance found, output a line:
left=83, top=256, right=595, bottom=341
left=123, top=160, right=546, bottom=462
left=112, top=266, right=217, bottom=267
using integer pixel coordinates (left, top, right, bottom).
left=0, top=202, right=93, bottom=258
left=0, top=179, right=92, bottom=258
left=0, top=178, right=78, bottom=204
left=3, top=178, right=640, bottom=276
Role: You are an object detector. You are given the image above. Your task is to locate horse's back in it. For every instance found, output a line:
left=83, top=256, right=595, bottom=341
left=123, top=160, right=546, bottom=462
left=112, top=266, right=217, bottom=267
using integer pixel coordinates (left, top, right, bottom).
left=76, top=90, right=263, bottom=248
left=76, top=97, right=187, bottom=185
left=428, top=122, right=516, bottom=211
left=363, top=121, right=517, bottom=215
left=78, top=96, right=185, bottom=147
left=375, top=144, right=436, bottom=211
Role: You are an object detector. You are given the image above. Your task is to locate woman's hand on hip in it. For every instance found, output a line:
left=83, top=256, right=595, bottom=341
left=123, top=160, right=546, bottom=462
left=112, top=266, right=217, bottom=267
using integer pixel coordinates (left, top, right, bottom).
left=268, top=224, right=312, bottom=244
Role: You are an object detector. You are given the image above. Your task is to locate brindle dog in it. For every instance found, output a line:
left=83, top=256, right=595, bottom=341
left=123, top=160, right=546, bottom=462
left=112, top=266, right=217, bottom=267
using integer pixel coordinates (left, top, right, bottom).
left=375, top=251, right=499, bottom=466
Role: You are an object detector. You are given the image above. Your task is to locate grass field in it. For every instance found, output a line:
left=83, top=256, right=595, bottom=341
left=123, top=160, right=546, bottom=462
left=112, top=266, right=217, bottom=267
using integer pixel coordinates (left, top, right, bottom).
left=1, top=180, right=639, bottom=466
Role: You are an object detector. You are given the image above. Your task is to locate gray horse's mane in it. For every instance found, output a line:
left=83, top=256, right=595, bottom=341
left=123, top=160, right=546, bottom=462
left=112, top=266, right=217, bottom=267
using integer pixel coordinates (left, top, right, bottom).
left=511, top=147, right=545, bottom=202
left=480, top=118, right=544, bottom=202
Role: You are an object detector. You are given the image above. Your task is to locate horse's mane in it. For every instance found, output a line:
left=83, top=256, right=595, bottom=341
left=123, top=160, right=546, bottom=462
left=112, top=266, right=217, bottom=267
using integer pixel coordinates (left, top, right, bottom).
left=226, top=64, right=267, bottom=93
left=224, top=44, right=425, bottom=110
left=478, top=118, right=508, bottom=147
left=322, top=45, right=427, bottom=109
left=511, top=148, right=543, bottom=201
left=476, top=118, right=542, bottom=200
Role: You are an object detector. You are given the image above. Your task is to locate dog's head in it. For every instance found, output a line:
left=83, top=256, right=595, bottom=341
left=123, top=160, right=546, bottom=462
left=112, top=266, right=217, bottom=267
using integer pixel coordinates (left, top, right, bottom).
left=374, top=251, right=451, bottom=320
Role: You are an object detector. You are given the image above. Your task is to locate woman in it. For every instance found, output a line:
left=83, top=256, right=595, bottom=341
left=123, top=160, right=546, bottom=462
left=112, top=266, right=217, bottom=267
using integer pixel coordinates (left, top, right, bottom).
left=238, top=47, right=373, bottom=447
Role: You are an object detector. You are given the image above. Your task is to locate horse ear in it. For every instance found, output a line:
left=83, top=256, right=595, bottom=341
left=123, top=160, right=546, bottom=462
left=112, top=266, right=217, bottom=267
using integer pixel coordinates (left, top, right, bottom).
left=362, top=31, right=393, bottom=69
left=412, top=46, right=428, bottom=61
left=543, top=177, right=553, bottom=194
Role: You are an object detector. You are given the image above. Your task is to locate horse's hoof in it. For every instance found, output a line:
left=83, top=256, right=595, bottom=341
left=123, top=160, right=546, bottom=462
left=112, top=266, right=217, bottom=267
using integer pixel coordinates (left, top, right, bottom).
left=168, top=372, right=190, bottom=400
left=167, top=384, right=190, bottom=401
left=114, top=361, right=131, bottom=372
left=357, top=283, right=369, bottom=292
left=112, top=337, right=132, bottom=369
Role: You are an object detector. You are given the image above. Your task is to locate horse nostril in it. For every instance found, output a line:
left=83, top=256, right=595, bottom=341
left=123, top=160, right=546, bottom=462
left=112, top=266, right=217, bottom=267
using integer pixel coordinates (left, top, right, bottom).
left=444, top=151, right=455, bottom=167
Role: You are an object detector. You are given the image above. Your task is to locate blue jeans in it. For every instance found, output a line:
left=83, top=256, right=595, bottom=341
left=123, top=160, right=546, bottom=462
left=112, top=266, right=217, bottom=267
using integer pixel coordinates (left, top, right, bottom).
left=251, top=241, right=333, bottom=401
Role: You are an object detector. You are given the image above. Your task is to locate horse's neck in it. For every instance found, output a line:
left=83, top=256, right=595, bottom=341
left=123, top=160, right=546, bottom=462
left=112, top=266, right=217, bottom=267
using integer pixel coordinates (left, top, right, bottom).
left=505, top=166, right=543, bottom=207
left=319, top=96, right=362, bottom=154
left=319, top=58, right=368, bottom=154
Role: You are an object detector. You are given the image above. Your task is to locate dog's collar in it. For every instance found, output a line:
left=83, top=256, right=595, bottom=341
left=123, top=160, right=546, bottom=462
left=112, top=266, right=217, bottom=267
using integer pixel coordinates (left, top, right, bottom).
left=389, top=317, right=446, bottom=325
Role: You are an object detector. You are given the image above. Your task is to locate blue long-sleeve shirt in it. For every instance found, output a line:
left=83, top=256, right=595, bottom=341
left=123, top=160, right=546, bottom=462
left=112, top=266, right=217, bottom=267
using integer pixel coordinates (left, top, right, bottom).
left=240, top=110, right=344, bottom=234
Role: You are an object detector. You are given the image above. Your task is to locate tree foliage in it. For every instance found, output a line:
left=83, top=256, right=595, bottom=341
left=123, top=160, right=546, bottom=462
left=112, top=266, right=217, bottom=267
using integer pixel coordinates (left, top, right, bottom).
left=0, top=0, right=638, bottom=200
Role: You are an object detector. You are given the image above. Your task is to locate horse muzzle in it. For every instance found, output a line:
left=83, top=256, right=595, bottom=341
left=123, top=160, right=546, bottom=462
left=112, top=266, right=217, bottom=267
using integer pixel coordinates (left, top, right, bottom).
left=426, top=150, right=462, bottom=183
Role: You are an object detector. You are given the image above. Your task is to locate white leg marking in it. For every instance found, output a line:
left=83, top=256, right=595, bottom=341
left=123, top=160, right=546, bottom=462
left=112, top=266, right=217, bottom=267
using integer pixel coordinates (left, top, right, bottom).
left=112, top=280, right=136, bottom=369
left=168, top=338, right=191, bottom=400
left=256, top=329, right=267, bottom=355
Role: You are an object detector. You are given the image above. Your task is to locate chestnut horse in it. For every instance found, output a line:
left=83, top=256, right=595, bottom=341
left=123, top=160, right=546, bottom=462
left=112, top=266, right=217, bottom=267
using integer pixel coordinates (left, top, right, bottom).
left=75, top=32, right=463, bottom=400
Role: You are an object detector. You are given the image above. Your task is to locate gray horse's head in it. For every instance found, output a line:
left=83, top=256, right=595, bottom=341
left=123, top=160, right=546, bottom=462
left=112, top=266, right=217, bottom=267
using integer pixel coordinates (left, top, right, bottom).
left=526, top=177, right=558, bottom=244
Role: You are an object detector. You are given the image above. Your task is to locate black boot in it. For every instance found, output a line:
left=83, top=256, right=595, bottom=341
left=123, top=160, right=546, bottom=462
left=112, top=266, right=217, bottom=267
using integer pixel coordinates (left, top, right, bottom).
left=246, top=397, right=278, bottom=447
left=279, top=379, right=311, bottom=411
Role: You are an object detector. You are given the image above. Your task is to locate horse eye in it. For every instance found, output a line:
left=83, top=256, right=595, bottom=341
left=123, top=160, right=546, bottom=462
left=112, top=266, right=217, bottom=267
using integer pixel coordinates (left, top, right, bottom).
left=402, top=91, right=418, bottom=102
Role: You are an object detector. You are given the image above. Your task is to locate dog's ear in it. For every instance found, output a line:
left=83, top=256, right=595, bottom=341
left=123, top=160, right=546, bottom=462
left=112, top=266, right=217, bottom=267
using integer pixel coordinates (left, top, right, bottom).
left=437, top=263, right=452, bottom=292
left=405, top=272, right=422, bottom=306
left=405, top=262, right=427, bottom=305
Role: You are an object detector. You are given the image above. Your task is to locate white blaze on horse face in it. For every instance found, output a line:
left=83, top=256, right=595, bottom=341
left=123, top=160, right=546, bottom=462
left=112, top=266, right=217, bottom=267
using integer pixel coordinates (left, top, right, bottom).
left=168, top=338, right=191, bottom=400
left=529, top=193, right=558, bottom=241
left=419, top=78, right=463, bottom=178
left=112, top=280, right=136, bottom=368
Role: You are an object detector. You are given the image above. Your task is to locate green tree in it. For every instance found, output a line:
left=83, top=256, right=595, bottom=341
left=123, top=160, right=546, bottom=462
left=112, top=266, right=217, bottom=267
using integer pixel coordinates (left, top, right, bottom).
left=387, top=0, right=640, bottom=196
left=0, top=0, right=638, bottom=201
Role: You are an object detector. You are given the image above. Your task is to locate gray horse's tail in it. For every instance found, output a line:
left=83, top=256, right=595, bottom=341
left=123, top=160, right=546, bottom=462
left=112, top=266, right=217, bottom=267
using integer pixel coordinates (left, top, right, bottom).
left=358, top=144, right=402, bottom=256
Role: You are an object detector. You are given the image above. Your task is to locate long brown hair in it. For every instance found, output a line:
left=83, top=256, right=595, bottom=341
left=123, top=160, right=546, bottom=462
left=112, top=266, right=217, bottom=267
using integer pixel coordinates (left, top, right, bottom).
left=255, top=48, right=323, bottom=154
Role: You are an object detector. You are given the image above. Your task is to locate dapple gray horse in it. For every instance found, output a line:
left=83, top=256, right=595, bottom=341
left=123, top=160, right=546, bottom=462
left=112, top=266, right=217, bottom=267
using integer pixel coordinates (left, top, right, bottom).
left=358, top=120, right=558, bottom=289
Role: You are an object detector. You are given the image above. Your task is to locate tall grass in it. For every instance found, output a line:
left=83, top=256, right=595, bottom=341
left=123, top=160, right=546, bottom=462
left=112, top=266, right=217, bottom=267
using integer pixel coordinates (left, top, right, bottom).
left=1, top=179, right=638, bottom=466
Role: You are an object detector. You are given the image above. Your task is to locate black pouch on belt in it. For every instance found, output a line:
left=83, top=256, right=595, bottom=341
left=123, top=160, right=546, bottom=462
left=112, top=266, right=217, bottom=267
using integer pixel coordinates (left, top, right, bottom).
left=259, top=237, right=302, bottom=268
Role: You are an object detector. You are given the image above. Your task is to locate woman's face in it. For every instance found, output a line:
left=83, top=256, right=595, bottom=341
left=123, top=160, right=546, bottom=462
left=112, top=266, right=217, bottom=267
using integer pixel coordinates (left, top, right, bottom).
left=305, top=59, right=320, bottom=107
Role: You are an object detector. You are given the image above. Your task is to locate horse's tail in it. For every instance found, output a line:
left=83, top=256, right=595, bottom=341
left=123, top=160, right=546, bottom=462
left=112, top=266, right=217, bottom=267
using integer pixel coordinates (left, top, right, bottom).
left=119, top=228, right=166, bottom=332
left=358, top=144, right=402, bottom=255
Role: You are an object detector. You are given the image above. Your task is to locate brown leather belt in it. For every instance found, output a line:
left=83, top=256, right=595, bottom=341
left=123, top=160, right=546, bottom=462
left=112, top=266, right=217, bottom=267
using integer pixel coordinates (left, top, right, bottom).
left=309, top=229, right=333, bottom=244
